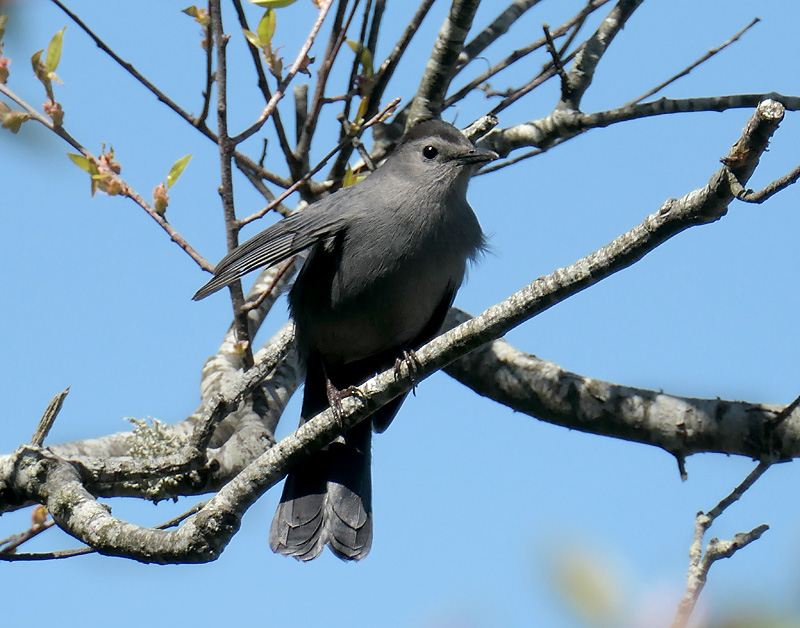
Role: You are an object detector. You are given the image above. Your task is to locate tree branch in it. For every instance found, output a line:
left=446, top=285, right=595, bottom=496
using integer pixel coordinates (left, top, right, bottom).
left=671, top=462, right=772, bottom=628
left=50, top=0, right=292, bottom=189
left=232, top=0, right=334, bottom=145
left=624, top=17, right=760, bottom=107
left=407, top=0, right=483, bottom=126
left=482, top=93, right=800, bottom=157
left=443, top=0, right=609, bottom=110
left=444, top=311, right=800, bottom=460
left=457, top=0, right=544, bottom=70
left=0, top=83, right=213, bottom=271
left=0, top=101, right=792, bottom=563
left=559, top=0, right=645, bottom=111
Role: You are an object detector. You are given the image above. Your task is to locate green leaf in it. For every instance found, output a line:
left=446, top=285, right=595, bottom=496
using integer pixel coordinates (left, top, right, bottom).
left=31, top=49, right=44, bottom=75
left=166, top=154, right=192, bottom=189
left=257, top=9, right=276, bottom=47
left=356, top=96, right=369, bottom=122
left=1, top=110, right=30, bottom=133
left=182, top=5, right=210, bottom=26
left=67, top=153, right=92, bottom=172
left=249, top=0, right=298, bottom=8
left=0, top=14, right=8, bottom=42
left=342, top=163, right=355, bottom=188
left=346, top=40, right=374, bottom=77
left=242, top=29, right=262, bottom=49
left=45, top=26, right=67, bottom=74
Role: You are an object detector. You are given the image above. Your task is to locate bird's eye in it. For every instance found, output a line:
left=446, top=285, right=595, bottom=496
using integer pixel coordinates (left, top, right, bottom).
left=422, top=145, right=438, bottom=159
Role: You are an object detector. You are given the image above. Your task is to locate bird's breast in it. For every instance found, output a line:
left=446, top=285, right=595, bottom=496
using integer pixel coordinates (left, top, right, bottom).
left=291, top=224, right=475, bottom=365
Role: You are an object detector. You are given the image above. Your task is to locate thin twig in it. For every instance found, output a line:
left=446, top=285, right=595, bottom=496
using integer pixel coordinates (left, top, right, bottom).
left=231, top=0, right=297, bottom=172
left=233, top=0, right=335, bottom=145
left=768, top=391, right=800, bottom=428
left=457, top=0, right=544, bottom=70
left=671, top=462, right=772, bottom=628
left=726, top=162, right=800, bottom=205
left=238, top=97, right=401, bottom=227
left=210, top=0, right=254, bottom=367
left=197, top=5, right=215, bottom=128
left=241, top=258, right=297, bottom=312
left=50, top=0, right=203, bottom=129
left=560, top=0, right=645, bottom=111
left=624, top=17, right=760, bottom=107
left=0, top=520, right=57, bottom=555
left=50, top=0, right=292, bottom=189
left=237, top=161, right=292, bottom=217
left=555, top=0, right=593, bottom=58
left=295, top=0, right=356, bottom=166
left=0, top=83, right=213, bottom=271
left=340, top=0, right=373, bottom=126
left=542, top=23, right=568, bottom=85
left=31, top=388, right=70, bottom=447
left=365, top=0, right=385, bottom=59
left=443, top=0, right=607, bottom=109
left=487, top=46, right=581, bottom=116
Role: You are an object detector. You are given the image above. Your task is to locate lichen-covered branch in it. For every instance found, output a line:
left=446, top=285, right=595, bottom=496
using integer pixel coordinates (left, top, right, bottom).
left=444, top=311, right=800, bottom=461
left=407, top=0, right=483, bottom=125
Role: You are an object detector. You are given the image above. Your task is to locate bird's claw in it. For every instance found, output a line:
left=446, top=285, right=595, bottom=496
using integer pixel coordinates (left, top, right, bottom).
left=326, top=380, right=367, bottom=429
left=394, top=350, right=422, bottom=396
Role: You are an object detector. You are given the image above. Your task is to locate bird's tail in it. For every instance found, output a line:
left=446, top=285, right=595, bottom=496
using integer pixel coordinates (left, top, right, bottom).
left=269, top=354, right=375, bottom=561
left=269, top=419, right=373, bottom=561
left=269, top=352, right=409, bottom=561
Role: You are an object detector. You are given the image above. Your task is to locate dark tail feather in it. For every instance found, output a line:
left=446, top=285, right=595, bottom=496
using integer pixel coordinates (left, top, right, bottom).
left=268, top=452, right=329, bottom=560
left=324, top=420, right=372, bottom=560
left=269, top=354, right=376, bottom=561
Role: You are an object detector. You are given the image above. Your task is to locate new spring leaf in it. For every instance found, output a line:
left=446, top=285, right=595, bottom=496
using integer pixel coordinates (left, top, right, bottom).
left=166, top=154, right=192, bottom=190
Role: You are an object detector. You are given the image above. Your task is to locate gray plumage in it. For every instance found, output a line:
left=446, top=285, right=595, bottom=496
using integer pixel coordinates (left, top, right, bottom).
left=194, top=119, right=496, bottom=560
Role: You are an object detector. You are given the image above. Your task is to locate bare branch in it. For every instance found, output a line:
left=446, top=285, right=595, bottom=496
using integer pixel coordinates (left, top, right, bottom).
left=294, top=0, right=350, bottom=168
left=483, top=93, right=800, bottom=157
left=372, top=0, right=435, bottom=100
left=559, top=0, right=645, bottom=110
left=209, top=0, right=253, bottom=366
left=443, top=0, right=609, bottom=110
left=408, top=0, right=483, bottom=126
left=457, top=0, right=544, bottom=69
left=231, top=0, right=298, bottom=174
left=196, top=4, right=214, bottom=128
left=31, top=389, right=69, bottom=447
left=238, top=97, right=401, bottom=227
left=232, top=0, right=335, bottom=145
left=726, top=162, right=800, bottom=204
left=0, top=83, right=214, bottom=271
left=671, top=462, right=772, bottom=628
left=444, top=311, right=800, bottom=461
left=542, top=23, right=568, bottom=86
left=339, top=0, right=376, bottom=126
left=625, top=17, right=760, bottom=107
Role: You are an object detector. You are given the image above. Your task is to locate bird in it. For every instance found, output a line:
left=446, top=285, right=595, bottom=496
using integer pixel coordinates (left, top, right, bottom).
left=193, top=118, right=497, bottom=560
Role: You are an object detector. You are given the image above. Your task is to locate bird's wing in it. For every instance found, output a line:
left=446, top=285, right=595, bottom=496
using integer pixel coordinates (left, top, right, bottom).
left=193, top=204, right=348, bottom=300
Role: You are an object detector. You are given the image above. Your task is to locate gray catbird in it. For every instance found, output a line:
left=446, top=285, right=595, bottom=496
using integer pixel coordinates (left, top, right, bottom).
left=193, top=119, right=496, bottom=560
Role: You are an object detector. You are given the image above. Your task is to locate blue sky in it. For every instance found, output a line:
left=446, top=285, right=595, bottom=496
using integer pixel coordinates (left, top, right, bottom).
left=2, top=1, right=800, bottom=626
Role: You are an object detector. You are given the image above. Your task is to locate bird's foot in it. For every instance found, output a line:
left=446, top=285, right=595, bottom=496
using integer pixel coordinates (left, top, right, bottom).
left=394, top=350, right=422, bottom=396
left=325, top=380, right=367, bottom=429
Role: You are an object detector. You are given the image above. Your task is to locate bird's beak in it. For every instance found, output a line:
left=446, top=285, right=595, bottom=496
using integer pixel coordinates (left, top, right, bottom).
left=455, top=146, right=499, bottom=165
